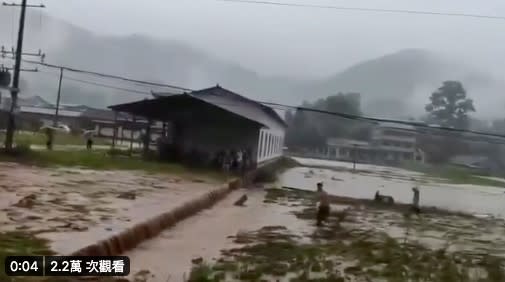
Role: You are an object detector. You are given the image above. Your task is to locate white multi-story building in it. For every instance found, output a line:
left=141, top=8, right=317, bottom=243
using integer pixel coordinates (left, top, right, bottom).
left=371, top=122, right=422, bottom=163
left=326, top=122, right=424, bottom=165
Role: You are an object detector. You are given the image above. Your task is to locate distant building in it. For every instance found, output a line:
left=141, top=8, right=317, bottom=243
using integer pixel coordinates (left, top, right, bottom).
left=371, top=122, right=421, bottom=163
left=326, top=122, right=424, bottom=165
left=109, top=85, right=287, bottom=168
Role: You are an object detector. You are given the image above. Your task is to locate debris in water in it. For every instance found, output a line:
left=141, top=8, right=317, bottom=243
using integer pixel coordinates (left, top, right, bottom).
left=117, top=191, right=136, bottom=200
left=234, top=194, right=248, bottom=206
left=192, top=257, right=204, bottom=264
left=13, top=194, right=37, bottom=208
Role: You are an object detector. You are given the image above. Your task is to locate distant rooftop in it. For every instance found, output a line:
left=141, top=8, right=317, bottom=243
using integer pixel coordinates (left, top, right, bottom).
left=19, top=106, right=82, bottom=117
left=377, top=121, right=416, bottom=131
left=327, top=138, right=370, bottom=147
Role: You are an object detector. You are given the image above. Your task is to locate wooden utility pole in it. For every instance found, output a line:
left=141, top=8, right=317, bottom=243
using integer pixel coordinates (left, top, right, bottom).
left=3, top=0, right=45, bottom=150
left=47, top=68, right=63, bottom=150
left=53, top=68, right=63, bottom=126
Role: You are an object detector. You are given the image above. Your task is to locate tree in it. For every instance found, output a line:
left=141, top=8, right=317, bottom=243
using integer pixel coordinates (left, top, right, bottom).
left=425, top=81, right=475, bottom=130
left=420, top=81, right=476, bottom=163
left=284, top=93, right=364, bottom=150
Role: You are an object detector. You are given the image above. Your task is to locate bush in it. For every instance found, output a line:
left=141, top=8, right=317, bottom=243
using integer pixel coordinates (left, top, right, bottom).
left=0, top=142, right=32, bottom=157
left=188, top=262, right=213, bottom=282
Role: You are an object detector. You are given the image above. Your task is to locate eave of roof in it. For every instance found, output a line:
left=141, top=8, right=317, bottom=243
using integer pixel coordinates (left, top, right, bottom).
left=110, top=86, right=287, bottom=130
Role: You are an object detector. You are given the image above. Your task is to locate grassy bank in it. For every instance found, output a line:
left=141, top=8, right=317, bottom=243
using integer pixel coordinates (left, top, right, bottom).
left=403, top=162, right=505, bottom=188
left=0, top=149, right=227, bottom=181
left=0, top=131, right=110, bottom=146
left=0, top=232, right=55, bottom=282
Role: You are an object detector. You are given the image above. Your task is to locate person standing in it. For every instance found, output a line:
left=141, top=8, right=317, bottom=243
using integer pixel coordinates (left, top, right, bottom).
left=45, top=127, right=53, bottom=150
left=316, top=182, right=330, bottom=226
left=412, top=187, right=420, bottom=214
left=83, top=130, right=94, bottom=150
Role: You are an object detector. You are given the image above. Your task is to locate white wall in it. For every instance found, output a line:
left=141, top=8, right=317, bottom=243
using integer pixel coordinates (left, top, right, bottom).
left=257, top=127, right=285, bottom=163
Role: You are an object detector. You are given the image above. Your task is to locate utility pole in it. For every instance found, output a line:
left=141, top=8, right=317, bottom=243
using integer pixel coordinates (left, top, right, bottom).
left=2, top=0, right=45, bottom=150
left=352, top=144, right=357, bottom=172
left=47, top=67, right=63, bottom=150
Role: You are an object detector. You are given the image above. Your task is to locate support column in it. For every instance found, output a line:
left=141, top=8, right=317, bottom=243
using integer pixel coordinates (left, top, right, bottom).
left=129, top=116, right=135, bottom=155
left=111, top=111, right=118, bottom=150
left=143, top=119, right=152, bottom=158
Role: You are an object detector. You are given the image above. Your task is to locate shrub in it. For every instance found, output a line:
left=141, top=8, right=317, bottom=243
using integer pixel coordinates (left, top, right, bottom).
left=188, top=262, right=213, bottom=282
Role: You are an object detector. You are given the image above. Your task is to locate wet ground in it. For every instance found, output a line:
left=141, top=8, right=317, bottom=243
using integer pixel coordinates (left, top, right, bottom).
left=125, top=189, right=313, bottom=282
left=0, top=162, right=221, bottom=254
left=124, top=158, right=505, bottom=281
left=285, top=158, right=505, bottom=218
left=181, top=188, right=505, bottom=281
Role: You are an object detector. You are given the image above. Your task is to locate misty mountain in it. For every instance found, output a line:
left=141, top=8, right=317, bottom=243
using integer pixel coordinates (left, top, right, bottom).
left=1, top=11, right=504, bottom=119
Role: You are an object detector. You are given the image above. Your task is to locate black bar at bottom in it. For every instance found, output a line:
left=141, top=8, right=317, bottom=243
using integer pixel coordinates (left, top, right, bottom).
left=44, top=256, right=130, bottom=276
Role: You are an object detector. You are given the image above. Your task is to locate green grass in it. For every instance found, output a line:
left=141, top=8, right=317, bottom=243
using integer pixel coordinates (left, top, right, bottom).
left=403, top=162, right=505, bottom=188
left=0, top=131, right=110, bottom=146
left=0, top=232, right=54, bottom=282
left=0, top=149, right=227, bottom=181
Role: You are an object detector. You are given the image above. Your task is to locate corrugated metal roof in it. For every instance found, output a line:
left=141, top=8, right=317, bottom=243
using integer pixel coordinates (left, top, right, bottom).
left=109, top=86, right=287, bottom=130
left=188, top=86, right=286, bottom=130
left=19, top=106, right=82, bottom=117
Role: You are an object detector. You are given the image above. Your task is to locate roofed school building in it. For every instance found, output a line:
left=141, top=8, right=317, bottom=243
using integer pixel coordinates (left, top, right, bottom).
left=326, top=122, right=425, bottom=165
left=108, top=85, right=287, bottom=168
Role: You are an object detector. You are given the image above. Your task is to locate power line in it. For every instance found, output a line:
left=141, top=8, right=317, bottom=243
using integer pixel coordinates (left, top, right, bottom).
left=215, top=0, right=505, bottom=20
left=38, top=70, right=152, bottom=95
left=260, top=101, right=505, bottom=140
left=10, top=57, right=505, bottom=141
left=7, top=57, right=194, bottom=92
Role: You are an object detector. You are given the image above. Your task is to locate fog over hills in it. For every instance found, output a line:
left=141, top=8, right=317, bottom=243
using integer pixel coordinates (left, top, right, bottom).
left=0, top=11, right=504, bottom=120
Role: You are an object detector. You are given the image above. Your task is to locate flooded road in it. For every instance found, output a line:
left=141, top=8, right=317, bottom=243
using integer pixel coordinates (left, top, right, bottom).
left=125, top=189, right=312, bottom=282
left=0, top=162, right=222, bottom=254
left=283, top=157, right=505, bottom=218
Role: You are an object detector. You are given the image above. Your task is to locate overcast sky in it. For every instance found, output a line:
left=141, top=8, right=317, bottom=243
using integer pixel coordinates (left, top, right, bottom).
left=36, top=0, right=505, bottom=78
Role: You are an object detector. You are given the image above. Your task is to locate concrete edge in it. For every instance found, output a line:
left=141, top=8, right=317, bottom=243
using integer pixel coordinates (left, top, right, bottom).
left=69, top=178, right=242, bottom=256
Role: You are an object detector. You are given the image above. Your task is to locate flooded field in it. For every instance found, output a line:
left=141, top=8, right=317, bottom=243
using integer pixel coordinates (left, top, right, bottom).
left=0, top=162, right=221, bottom=254
left=123, top=158, right=505, bottom=281
left=283, top=157, right=505, bottom=218
left=183, top=188, right=505, bottom=282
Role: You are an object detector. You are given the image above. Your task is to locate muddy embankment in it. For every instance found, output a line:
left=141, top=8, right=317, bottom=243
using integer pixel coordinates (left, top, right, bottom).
left=70, top=179, right=241, bottom=257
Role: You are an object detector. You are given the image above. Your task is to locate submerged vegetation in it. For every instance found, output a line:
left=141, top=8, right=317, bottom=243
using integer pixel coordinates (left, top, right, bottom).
left=403, top=162, right=505, bottom=188
left=190, top=188, right=505, bottom=281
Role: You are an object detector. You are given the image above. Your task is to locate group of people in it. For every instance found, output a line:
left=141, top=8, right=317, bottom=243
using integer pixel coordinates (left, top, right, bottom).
left=216, top=149, right=252, bottom=174
left=315, top=182, right=421, bottom=227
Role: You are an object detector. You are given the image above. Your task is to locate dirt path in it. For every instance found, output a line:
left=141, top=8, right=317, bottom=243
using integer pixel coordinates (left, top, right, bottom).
left=125, top=189, right=312, bottom=282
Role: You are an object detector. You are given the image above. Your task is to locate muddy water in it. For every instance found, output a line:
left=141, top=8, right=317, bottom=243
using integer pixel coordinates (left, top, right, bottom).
left=125, top=189, right=313, bottom=282
left=284, top=158, right=505, bottom=218
left=0, top=162, right=221, bottom=254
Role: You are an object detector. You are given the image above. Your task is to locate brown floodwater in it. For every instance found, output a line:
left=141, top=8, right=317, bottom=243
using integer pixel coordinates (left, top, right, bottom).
left=125, top=189, right=313, bottom=282
left=0, top=162, right=220, bottom=254
left=285, top=158, right=505, bottom=218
